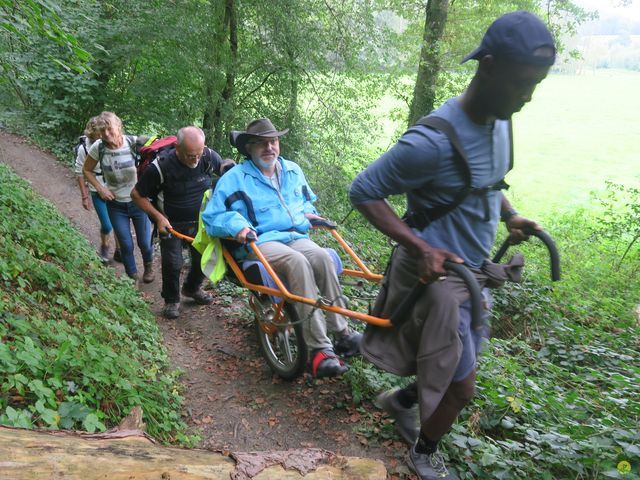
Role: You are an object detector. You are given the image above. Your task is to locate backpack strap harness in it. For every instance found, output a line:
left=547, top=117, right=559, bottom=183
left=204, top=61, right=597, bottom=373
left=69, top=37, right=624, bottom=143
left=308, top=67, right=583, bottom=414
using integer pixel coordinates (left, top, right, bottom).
left=78, top=136, right=88, bottom=156
left=403, top=115, right=513, bottom=230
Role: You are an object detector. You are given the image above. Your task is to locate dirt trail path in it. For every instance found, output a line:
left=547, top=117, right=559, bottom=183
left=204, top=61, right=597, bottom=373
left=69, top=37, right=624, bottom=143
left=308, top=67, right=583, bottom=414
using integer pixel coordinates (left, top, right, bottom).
left=0, top=130, right=409, bottom=478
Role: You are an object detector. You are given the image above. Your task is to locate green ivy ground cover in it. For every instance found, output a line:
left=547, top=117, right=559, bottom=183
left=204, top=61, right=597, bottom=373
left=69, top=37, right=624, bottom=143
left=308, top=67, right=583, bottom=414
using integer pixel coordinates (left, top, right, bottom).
left=0, top=164, right=190, bottom=443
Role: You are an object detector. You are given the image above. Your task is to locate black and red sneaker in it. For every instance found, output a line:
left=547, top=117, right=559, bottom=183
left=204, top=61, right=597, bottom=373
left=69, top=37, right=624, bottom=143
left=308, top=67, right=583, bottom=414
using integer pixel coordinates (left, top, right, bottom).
left=311, top=349, right=349, bottom=378
left=334, top=331, right=362, bottom=358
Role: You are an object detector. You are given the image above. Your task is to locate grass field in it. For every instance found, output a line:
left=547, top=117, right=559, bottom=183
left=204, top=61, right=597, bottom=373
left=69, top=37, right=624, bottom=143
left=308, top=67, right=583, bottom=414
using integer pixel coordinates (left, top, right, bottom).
left=509, top=69, right=640, bottom=218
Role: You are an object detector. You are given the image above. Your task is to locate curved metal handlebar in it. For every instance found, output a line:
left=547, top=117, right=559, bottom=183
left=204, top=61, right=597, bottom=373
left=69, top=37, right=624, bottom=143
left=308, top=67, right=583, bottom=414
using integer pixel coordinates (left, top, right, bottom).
left=390, top=260, right=485, bottom=329
left=309, top=218, right=338, bottom=229
left=446, top=262, right=485, bottom=328
left=492, top=228, right=560, bottom=281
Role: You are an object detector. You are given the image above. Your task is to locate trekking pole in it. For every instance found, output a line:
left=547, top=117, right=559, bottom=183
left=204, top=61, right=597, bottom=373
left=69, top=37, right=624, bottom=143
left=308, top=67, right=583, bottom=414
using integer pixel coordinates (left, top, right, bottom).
left=389, top=260, right=484, bottom=328
left=492, top=227, right=560, bottom=281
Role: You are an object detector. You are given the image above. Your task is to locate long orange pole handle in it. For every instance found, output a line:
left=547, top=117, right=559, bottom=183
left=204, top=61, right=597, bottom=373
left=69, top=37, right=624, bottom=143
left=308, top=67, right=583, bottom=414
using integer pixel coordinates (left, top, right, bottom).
left=167, top=228, right=391, bottom=327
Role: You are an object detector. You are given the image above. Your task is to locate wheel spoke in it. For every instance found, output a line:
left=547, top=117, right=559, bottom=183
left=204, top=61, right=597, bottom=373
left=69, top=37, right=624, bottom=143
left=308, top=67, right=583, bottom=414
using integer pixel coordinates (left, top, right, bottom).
left=279, top=329, right=294, bottom=364
left=255, top=303, right=306, bottom=380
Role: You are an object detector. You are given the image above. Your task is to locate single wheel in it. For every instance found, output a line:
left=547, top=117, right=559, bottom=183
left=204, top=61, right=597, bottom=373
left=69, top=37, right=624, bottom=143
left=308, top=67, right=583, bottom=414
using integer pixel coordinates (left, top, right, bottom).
left=251, top=295, right=307, bottom=380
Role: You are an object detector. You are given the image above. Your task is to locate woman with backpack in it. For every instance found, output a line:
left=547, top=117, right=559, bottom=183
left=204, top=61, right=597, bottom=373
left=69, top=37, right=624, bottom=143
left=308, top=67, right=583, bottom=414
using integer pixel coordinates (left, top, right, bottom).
left=74, top=116, right=121, bottom=263
left=82, top=111, right=154, bottom=284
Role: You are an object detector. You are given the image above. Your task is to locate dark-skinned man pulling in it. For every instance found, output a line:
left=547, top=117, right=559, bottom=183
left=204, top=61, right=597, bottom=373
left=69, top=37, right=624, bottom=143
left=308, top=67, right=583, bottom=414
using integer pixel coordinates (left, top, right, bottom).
left=349, top=11, right=555, bottom=480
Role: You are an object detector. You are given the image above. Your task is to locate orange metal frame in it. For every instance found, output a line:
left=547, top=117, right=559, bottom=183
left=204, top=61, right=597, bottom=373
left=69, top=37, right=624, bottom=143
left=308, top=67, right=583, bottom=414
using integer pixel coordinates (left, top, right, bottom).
left=169, top=226, right=392, bottom=327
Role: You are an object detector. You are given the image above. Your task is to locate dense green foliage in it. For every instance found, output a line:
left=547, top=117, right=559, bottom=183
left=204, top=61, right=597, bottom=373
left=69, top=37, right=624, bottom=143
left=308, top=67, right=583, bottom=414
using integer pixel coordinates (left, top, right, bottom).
left=0, top=165, right=190, bottom=443
left=0, top=0, right=92, bottom=73
left=0, top=0, right=592, bottom=204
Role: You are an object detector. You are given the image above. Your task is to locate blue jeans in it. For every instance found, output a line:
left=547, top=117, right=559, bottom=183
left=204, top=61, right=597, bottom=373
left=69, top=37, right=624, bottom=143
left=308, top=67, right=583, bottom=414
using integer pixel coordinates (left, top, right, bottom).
left=107, top=200, right=153, bottom=276
left=90, top=192, right=113, bottom=235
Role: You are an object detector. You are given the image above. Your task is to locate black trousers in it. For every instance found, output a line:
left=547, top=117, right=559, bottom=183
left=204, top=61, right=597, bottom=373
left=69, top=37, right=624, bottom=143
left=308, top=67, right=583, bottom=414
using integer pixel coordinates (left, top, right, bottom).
left=160, top=223, right=205, bottom=303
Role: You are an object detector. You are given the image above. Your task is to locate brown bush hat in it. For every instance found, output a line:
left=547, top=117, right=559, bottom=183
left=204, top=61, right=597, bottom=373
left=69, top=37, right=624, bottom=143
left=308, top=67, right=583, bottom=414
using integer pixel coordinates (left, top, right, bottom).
left=229, top=118, right=289, bottom=157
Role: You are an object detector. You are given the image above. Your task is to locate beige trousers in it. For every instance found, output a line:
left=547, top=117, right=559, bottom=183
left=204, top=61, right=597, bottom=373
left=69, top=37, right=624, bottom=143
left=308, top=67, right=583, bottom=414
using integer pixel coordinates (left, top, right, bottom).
left=250, top=238, right=348, bottom=351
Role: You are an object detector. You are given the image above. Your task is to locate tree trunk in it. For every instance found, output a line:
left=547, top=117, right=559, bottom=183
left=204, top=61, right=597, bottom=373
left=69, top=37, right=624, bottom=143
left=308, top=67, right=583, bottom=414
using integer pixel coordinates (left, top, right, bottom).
left=204, top=0, right=237, bottom=153
left=0, top=425, right=386, bottom=479
left=283, top=47, right=300, bottom=152
left=408, top=0, right=449, bottom=126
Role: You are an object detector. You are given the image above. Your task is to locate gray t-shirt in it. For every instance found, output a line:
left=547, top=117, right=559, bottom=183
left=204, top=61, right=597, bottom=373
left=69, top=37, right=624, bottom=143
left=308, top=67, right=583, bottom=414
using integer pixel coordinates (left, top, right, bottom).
left=349, top=98, right=510, bottom=267
left=88, top=136, right=138, bottom=202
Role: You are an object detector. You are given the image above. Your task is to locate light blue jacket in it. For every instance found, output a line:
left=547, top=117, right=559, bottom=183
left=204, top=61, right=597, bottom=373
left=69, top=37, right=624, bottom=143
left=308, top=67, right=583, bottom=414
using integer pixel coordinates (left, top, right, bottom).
left=202, top=157, right=318, bottom=257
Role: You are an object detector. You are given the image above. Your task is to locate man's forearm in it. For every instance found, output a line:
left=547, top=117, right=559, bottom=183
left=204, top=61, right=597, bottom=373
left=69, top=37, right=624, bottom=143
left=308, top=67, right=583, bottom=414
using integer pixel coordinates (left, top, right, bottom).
left=354, top=200, right=431, bottom=256
left=500, top=193, right=512, bottom=212
left=131, top=189, right=164, bottom=224
left=500, top=193, right=519, bottom=223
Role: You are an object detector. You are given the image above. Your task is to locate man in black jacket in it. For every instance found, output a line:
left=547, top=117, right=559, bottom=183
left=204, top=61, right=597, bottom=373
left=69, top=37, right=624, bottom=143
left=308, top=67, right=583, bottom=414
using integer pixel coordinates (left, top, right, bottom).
left=132, top=126, right=234, bottom=319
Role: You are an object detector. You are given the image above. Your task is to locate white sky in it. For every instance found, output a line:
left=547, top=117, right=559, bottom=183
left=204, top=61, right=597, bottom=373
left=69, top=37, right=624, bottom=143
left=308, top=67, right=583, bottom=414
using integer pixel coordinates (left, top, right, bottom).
left=573, top=0, right=640, bottom=21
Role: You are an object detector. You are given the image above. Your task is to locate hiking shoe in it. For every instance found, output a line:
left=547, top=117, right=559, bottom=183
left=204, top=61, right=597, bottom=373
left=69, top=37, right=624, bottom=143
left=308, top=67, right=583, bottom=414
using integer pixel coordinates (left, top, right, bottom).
left=162, top=303, right=180, bottom=319
left=407, top=444, right=451, bottom=480
left=377, top=388, right=420, bottom=445
left=113, top=249, right=122, bottom=263
left=333, top=330, right=362, bottom=358
left=142, top=262, right=155, bottom=283
left=181, top=286, right=213, bottom=305
left=127, top=272, right=141, bottom=288
left=311, top=349, right=349, bottom=378
left=99, top=245, right=110, bottom=263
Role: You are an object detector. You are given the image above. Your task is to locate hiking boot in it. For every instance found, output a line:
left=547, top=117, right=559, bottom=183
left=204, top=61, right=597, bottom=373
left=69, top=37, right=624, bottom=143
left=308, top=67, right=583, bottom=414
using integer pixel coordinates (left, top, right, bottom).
left=162, top=302, right=180, bottom=319
left=407, top=444, right=451, bottom=480
left=113, top=249, right=122, bottom=263
left=333, top=330, right=362, bottom=358
left=377, top=388, right=420, bottom=445
left=142, top=262, right=155, bottom=283
left=181, top=286, right=213, bottom=305
left=99, top=245, right=110, bottom=264
left=311, top=349, right=348, bottom=378
left=127, top=272, right=141, bottom=287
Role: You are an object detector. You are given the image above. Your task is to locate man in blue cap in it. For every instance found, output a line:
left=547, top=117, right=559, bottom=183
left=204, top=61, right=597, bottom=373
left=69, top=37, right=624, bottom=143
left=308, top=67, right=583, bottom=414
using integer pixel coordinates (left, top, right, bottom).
left=349, top=11, right=555, bottom=479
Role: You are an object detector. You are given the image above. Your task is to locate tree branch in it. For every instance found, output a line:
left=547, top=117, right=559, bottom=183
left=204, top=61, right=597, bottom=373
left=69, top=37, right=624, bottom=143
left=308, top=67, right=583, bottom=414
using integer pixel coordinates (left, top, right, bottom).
left=236, top=68, right=281, bottom=108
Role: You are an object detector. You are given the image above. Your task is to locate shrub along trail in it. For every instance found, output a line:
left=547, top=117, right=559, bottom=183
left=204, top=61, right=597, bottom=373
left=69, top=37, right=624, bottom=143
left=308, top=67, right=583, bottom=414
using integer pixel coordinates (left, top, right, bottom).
left=0, top=130, right=411, bottom=477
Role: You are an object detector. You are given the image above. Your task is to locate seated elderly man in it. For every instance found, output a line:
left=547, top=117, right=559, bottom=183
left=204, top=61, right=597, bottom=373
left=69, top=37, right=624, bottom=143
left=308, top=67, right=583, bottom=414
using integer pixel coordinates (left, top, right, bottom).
left=201, top=118, right=360, bottom=378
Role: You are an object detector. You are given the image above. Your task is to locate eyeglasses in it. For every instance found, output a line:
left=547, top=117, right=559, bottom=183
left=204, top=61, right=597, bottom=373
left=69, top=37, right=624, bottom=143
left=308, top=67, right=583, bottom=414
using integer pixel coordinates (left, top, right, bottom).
left=247, top=137, right=279, bottom=148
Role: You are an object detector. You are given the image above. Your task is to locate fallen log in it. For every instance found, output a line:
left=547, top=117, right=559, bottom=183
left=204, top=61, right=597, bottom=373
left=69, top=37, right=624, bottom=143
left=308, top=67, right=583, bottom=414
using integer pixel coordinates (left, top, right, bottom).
left=0, top=425, right=386, bottom=479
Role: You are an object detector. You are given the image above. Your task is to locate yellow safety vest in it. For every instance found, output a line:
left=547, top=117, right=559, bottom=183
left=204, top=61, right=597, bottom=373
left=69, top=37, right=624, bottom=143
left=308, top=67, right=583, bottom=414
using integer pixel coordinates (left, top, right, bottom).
left=192, top=189, right=226, bottom=284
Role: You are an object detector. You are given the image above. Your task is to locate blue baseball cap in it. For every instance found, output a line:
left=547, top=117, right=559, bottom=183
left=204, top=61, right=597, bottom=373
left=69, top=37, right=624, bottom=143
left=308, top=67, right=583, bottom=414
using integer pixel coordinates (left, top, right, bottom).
left=462, top=10, right=556, bottom=66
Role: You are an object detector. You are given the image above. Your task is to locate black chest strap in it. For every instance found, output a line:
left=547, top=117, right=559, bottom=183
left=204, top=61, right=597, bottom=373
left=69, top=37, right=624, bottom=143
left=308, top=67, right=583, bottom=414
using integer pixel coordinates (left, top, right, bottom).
left=403, top=116, right=512, bottom=230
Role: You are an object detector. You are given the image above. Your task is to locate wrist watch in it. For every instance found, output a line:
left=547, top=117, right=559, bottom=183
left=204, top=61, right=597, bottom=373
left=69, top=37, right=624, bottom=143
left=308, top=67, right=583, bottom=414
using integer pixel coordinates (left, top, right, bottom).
left=501, top=208, right=518, bottom=223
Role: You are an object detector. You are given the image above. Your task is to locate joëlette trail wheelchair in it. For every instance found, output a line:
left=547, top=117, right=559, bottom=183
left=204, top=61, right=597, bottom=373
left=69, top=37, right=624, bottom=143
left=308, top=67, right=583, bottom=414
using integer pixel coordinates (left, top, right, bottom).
left=171, top=221, right=560, bottom=380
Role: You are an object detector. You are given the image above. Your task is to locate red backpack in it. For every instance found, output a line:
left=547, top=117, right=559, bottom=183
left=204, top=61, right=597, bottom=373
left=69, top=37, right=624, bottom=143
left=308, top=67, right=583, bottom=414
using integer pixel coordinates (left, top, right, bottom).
left=137, top=135, right=178, bottom=177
